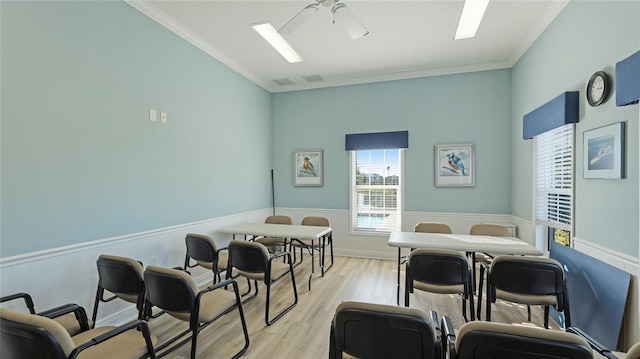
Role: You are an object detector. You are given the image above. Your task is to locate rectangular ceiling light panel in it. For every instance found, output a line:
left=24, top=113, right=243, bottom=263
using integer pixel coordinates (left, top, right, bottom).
left=455, top=0, right=490, bottom=40
left=252, top=22, right=303, bottom=63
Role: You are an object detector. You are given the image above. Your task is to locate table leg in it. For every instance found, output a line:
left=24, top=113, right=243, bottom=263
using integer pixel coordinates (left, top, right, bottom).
left=308, top=238, right=326, bottom=291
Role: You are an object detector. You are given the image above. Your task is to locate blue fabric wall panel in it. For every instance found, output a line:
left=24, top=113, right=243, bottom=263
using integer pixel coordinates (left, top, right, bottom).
left=615, top=50, right=640, bottom=107
left=522, top=91, right=579, bottom=140
left=345, top=130, right=409, bottom=150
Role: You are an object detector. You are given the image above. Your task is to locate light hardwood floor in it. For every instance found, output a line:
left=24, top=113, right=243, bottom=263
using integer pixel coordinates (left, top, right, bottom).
left=146, top=255, right=559, bottom=358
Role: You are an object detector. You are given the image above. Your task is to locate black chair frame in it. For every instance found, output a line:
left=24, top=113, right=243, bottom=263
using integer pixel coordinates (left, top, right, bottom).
left=329, top=301, right=443, bottom=359
left=227, top=241, right=298, bottom=325
left=92, top=256, right=151, bottom=327
left=183, top=233, right=227, bottom=283
left=442, top=318, right=592, bottom=359
left=144, top=272, right=249, bottom=359
left=1, top=292, right=91, bottom=334
left=1, top=305, right=155, bottom=359
left=484, top=256, right=571, bottom=329
left=405, top=249, right=475, bottom=322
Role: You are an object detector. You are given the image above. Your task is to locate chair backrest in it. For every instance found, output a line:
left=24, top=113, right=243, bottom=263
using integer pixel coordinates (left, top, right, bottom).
left=227, top=240, right=270, bottom=277
left=265, top=215, right=292, bottom=225
left=184, top=233, right=218, bottom=264
left=454, top=321, right=593, bottom=359
left=415, top=222, right=453, bottom=234
left=408, top=249, right=470, bottom=286
left=469, top=224, right=511, bottom=237
left=144, top=266, right=198, bottom=313
left=96, top=254, right=145, bottom=300
left=489, top=255, right=565, bottom=299
left=301, top=216, right=330, bottom=227
left=625, top=342, right=640, bottom=358
left=332, top=301, right=439, bottom=359
left=0, top=308, right=75, bottom=359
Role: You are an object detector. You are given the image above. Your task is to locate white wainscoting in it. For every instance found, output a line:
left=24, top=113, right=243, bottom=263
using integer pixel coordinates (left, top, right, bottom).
left=6, top=208, right=634, bottom=336
left=0, top=209, right=272, bottom=327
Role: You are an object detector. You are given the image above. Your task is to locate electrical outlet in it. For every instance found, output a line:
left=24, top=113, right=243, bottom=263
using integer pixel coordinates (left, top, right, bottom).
left=151, top=256, right=157, bottom=265
left=149, top=109, right=157, bottom=122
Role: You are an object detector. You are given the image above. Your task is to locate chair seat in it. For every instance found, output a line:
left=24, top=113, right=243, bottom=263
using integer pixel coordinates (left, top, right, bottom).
left=55, top=313, right=94, bottom=336
left=414, top=281, right=465, bottom=295
left=495, top=289, right=557, bottom=306
left=196, top=252, right=228, bottom=271
left=237, top=261, right=291, bottom=281
left=166, top=289, right=237, bottom=323
left=255, top=236, right=286, bottom=246
left=72, top=326, right=158, bottom=359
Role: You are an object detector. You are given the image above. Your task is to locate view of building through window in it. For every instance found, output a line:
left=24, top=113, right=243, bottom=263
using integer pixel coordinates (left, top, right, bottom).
left=351, top=149, right=402, bottom=232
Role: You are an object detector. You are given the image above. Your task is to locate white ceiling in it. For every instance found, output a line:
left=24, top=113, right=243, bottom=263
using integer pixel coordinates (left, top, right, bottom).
left=127, top=0, right=569, bottom=93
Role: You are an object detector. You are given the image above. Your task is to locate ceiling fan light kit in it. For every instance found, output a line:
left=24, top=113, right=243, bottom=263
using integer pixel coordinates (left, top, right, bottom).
left=332, top=3, right=369, bottom=39
left=278, top=0, right=369, bottom=40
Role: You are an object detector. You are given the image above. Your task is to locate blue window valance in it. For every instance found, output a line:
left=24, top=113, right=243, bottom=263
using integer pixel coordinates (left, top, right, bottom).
left=615, top=50, right=640, bottom=107
left=345, top=130, right=409, bottom=150
left=522, top=91, right=579, bottom=140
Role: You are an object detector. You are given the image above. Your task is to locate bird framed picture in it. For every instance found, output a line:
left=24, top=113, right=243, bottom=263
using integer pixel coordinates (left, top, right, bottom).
left=293, top=149, right=323, bottom=186
left=434, top=143, right=475, bottom=187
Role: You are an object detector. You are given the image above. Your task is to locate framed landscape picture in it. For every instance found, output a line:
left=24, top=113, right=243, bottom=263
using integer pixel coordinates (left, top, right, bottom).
left=583, top=122, right=625, bottom=179
left=293, top=149, right=323, bottom=186
left=435, top=143, right=475, bottom=187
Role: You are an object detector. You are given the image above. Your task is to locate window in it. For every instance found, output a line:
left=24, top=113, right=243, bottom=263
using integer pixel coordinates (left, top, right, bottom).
left=350, top=149, right=403, bottom=233
left=535, top=123, right=574, bottom=246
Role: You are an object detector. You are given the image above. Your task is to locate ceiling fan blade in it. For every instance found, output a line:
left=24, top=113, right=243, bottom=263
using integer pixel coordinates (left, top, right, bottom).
left=332, top=3, right=369, bottom=39
left=278, top=3, right=319, bottom=35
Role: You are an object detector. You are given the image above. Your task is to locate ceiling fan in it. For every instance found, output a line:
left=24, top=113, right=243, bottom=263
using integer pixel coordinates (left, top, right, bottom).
left=278, top=0, right=370, bottom=40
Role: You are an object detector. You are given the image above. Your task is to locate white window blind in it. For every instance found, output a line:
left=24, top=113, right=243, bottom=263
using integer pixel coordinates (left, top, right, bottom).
left=350, top=149, right=402, bottom=233
left=535, top=124, right=574, bottom=231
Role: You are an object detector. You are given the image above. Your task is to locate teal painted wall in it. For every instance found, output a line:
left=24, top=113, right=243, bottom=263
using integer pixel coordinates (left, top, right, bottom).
left=511, top=1, right=639, bottom=255
left=1, top=1, right=272, bottom=256
left=272, top=70, right=512, bottom=214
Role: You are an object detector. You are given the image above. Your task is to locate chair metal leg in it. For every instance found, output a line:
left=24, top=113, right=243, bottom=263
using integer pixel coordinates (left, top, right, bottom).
left=190, top=328, right=198, bottom=359
left=231, top=280, right=250, bottom=359
left=486, top=278, right=492, bottom=322
left=543, top=305, right=550, bottom=329
left=265, top=264, right=298, bottom=325
left=467, top=278, right=475, bottom=321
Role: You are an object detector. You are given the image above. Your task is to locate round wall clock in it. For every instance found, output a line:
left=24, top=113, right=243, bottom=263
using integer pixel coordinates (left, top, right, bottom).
left=586, top=71, right=609, bottom=107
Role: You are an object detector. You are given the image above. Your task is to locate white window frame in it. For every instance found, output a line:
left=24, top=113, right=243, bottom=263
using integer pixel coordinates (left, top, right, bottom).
left=349, top=149, right=403, bottom=235
left=534, top=123, right=575, bottom=247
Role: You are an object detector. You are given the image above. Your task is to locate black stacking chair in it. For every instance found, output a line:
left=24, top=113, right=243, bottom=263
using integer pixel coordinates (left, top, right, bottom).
left=0, top=307, right=156, bottom=359
left=184, top=233, right=228, bottom=283
left=405, top=249, right=475, bottom=322
left=329, top=301, right=444, bottom=359
left=484, top=255, right=570, bottom=329
left=442, top=318, right=590, bottom=359
left=227, top=239, right=297, bottom=325
left=1, top=292, right=90, bottom=336
left=92, top=254, right=149, bottom=327
left=143, top=265, right=249, bottom=359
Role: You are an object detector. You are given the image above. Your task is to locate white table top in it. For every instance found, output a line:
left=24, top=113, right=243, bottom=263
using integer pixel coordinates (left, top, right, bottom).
left=388, top=231, right=542, bottom=256
left=219, top=222, right=332, bottom=241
